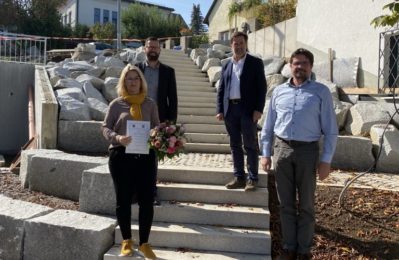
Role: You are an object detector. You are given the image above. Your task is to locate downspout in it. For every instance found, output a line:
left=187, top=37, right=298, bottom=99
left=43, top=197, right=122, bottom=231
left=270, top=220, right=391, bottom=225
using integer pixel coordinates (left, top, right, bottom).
left=76, top=0, right=79, bottom=26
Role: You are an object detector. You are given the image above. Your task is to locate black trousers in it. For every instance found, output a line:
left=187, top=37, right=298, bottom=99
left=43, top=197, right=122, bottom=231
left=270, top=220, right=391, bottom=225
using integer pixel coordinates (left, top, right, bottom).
left=108, top=147, right=156, bottom=244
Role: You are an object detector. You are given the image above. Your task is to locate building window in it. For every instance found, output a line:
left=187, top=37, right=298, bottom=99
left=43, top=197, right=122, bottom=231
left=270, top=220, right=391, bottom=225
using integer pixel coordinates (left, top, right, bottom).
left=64, top=15, right=67, bottom=25
left=219, top=30, right=230, bottom=41
left=68, top=11, right=72, bottom=25
left=94, top=8, right=101, bottom=24
left=103, top=9, right=109, bottom=23
left=112, top=11, right=117, bottom=26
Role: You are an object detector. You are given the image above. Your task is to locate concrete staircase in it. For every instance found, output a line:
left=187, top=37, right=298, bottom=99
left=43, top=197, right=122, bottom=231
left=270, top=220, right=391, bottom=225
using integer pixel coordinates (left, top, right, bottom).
left=159, top=49, right=231, bottom=154
left=98, top=165, right=271, bottom=259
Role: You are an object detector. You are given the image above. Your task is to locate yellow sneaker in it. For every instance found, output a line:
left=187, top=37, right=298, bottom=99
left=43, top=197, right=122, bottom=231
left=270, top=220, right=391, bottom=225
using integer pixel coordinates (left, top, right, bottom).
left=120, top=239, right=133, bottom=257
left=138, top=243, right=157, bottom=259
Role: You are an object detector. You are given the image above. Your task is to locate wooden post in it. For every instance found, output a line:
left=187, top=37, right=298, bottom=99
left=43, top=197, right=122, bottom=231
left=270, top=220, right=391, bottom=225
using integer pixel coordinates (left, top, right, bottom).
left=28, top=85, right=35, bottom=139
left=328, top=48, right=333, bottom=82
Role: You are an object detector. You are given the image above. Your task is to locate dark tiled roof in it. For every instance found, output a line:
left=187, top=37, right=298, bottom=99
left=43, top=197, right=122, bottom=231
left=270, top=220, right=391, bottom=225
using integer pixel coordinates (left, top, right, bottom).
left=204, top=0, right=218, bottom=25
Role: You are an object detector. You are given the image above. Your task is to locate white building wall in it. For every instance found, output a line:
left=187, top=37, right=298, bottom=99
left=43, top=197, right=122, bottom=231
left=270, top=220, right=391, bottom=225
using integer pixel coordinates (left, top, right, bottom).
left=248, top=17, right=297, bottom=58
left=59, top=0, right=77, bottom=27
left=296, top=0, right=390, bottom=87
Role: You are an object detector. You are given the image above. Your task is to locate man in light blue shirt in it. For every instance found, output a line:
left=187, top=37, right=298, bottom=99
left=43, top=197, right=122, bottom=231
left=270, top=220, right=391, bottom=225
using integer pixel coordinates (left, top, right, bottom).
left=260, top=48, right=338, bottom=259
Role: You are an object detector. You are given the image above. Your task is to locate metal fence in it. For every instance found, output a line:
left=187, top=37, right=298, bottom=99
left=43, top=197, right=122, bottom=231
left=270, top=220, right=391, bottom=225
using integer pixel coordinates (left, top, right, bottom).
left=0, top=31, right=47, bottom=65
left=378, top=27, right=399, bottom=94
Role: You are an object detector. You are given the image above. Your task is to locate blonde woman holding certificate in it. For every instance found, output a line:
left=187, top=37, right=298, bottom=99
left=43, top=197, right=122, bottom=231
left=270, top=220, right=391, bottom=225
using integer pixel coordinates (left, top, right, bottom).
left=102, top=64, right=159, bottom=259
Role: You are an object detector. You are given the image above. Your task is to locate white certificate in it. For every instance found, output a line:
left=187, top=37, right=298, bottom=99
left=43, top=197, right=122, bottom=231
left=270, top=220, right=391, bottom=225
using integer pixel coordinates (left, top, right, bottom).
left=125, top=120, right=150, bottom=154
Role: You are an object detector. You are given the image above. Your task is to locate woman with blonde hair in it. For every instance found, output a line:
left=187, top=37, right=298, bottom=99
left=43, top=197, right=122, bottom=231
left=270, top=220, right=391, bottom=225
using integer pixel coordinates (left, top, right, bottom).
left=102, top=64, right=159, bottom=259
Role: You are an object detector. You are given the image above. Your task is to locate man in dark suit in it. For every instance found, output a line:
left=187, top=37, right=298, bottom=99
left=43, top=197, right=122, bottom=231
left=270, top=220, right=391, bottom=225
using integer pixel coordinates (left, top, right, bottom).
left=138, top=37, right=178, bottom=205
left=216, top=31, right=267, bottom=191
left=138, top=37, right=178, bottom=123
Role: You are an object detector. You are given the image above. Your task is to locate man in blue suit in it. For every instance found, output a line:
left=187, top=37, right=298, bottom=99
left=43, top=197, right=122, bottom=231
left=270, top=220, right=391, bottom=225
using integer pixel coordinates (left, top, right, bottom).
left=216, top=31, right=267, bottom=191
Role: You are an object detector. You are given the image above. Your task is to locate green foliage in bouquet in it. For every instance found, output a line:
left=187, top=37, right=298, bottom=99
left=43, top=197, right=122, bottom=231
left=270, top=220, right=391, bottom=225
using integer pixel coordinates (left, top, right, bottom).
left=148, top=121, right=186, bottom=162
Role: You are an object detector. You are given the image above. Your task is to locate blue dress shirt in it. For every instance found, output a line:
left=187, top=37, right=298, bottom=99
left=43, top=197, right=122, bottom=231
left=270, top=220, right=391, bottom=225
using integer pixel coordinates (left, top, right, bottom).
left=260, top=79, right=338, bottom=163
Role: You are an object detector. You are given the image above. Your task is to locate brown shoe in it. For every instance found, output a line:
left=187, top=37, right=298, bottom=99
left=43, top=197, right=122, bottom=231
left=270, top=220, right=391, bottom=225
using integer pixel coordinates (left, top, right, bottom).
left=225, top=177, right=246, bottom=189
left=277, top=249, right=297, bottom=260
left=244, top=179, right=258, bottom=191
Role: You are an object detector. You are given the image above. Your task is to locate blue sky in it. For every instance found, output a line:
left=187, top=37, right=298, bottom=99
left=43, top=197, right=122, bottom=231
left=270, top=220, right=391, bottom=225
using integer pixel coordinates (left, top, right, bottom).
left=143, top=0, right=214, bottom=26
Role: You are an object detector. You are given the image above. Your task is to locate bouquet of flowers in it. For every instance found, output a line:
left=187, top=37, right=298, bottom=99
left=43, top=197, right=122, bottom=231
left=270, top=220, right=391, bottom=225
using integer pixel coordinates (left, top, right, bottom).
left=148, top=121, right=186, bottom=161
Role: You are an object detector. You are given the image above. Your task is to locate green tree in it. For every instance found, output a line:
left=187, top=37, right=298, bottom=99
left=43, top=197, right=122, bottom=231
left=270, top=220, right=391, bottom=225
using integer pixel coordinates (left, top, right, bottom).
left=122, top=3, right=182, bottom=39
left=371, top=2, right=399, bottom=28
left=190, top=4, right=206, bottom=35
left=257, top=0, right=296, bottom=27
left=90, top=22, right=115, bottom=42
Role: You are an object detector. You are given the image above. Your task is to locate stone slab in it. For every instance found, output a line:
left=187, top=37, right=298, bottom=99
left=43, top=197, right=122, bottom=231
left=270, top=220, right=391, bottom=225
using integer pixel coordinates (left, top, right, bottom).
left=57, top=120, right=109, bottom=153
left=23, top=209, right=116, bottom=260
left=0, top=195, right=53, bottom=260
left=29, top=151, right=107, bottom=201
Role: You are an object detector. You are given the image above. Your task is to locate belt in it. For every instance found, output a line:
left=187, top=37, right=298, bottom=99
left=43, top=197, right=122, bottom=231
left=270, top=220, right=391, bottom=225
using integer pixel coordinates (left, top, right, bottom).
left=229, top=99, right=241, bottom=104
left=276, top=136, right=318, bottom=146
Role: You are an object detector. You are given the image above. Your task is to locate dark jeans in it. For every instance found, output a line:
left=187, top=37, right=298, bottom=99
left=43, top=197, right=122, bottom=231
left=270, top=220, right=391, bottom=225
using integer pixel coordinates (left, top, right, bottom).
left=224, top=102, right=259, bottom=181
left=273, top=138, right=319, bottom=254
left=108, top=147, right=156, bottom=244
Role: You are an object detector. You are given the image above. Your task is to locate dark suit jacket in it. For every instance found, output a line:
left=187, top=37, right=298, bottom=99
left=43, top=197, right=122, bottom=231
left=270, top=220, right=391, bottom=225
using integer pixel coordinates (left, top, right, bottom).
left=217, top=54, right=267, bottom=117
left=138, top=62, right=178, bottom=123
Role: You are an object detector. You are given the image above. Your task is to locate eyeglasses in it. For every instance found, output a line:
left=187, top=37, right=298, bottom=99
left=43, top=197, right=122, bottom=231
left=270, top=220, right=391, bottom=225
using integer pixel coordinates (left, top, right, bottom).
left=125, top=76, right=141, bottom=81
left=291, top=61, right=310, bottom=66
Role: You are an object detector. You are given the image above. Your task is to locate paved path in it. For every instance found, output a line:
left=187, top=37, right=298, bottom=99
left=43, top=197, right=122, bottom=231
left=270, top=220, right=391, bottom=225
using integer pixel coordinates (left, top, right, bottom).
left=160, top=153, right=399, bottom=192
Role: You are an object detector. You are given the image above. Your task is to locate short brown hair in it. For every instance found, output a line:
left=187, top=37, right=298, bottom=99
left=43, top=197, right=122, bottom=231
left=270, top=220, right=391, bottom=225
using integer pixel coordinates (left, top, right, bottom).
left=290, top=48, right=314, bottom=66
left=230, top=31, right=248, bottom=43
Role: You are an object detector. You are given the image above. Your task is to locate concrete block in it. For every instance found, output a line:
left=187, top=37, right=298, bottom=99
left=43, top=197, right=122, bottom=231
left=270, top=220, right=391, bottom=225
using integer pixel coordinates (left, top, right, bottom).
left=0, top=195, right=53, bottom=260
left=29, top=152, right=107, bottom=201
left=370, top=124, right=399, bottom=173
left=331, top=135, right=375, bottom=170
left=57, top=120, right=109, bottom=153
left=23, top=210, right=116, bottom=260
left=20, top=149, right=64, bottom=188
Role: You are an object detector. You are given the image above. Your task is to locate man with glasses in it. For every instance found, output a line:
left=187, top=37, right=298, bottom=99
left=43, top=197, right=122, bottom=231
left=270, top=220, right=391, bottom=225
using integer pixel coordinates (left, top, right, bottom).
left=138, top=37, right=178, bottom=205
left=260, top=48, right=338, bottom=260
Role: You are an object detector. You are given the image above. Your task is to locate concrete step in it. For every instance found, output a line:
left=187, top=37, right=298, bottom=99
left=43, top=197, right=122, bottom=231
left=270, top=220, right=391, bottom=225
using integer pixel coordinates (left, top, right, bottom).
left=185, top=143, right=231, bottom=153
left=162, top=60, right=197, bottom=68
left=186, top=133, right=229, bottom=144
left=178, top=90, right=216, bottom=98
left=105, top=245, right=271, bottom=260
left=131, top=201, right=270, bottom=228
left=170, top=67, right=203, bottom=73
left=177, top=86, right=215, bottom=92
left=177, top=81, right=212, bottom=88
left=114, top=222, right=271, bottom=254
left=179, top=107, right=216, bottom=116
left=179, top=102, right=216, bottom=108
left=183, top=124, right=227, bottom=134
left=176, top=76, right=209, bottom=82
left=179, top=96, right=216, bottom=103
left=175, top=70, right=206, bottom=76
left=157, top=165, right=267, bottom=188
left=178, top=115, right=222, bottom=125
left=157, top=183, right=268, bottom=207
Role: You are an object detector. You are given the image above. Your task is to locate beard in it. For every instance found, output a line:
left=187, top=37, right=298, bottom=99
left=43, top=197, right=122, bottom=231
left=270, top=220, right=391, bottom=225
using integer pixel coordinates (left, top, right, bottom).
left=293, top=69, right=309, bottom=81
left=147, top=51, right=159, bottom=61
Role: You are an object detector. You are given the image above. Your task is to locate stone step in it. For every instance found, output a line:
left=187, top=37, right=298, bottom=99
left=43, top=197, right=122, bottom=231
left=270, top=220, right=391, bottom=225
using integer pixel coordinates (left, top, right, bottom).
left=157, top=183, right=268, bottom=207
left=186, top=133, right=229, bottom=144
left=178, top=115, right=222, bottom=125
left=131, top=201, right=270, bottom=229
left=177, top=81, right=212, bottom=88
left=185, top=143, right=231, bottom=153
left=176, top=76, right=209, bottom=82
left=183, top=124, right=227, bottom=134
left=105, top=245, right=271, bottom=260
left=161, top=60, right=197, bottom=68
left=157, top=166, right=267, bottom=188
left=177, top=86, right=215, bottom=92
left=170, top=67, right=203, bottom=73
left=179, top=96, right=216, bottom=103
left=175, top=70, right=206, bottom=77
left=178, top=90, right=216, bottom=98
left=179, top=102, right=216, bottom=108
left=114, top=222, right=271, bottom=254
left=179, top=107, right=216, bottom=116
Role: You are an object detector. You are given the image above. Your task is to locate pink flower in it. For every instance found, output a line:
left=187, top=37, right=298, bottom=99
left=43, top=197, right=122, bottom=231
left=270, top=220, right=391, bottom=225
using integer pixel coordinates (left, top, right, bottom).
left=166, top=125, right=176, bottom=134
left=169, top=136, right=177, bottom=143
left=154, top=140, right=161, bottom=148
left=167, top=147, right=176, bottom=154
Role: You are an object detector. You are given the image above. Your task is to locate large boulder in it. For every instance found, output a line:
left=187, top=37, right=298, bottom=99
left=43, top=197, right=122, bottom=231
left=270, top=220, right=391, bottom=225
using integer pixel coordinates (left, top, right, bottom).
left=262, top=57, right=285, bottom=76
left=202, top=58, right=221, bottom=72
left=103, top=77, right=119, bottom=102
left=63, top=60, right=94, bottom=72
left=57, top=95, right=91, bottom=121
left=76, top=74, right=105, bottom=91
left=266, top=74, right=286, bottom=97
left=54, top=78, right=83, bottom=90
left=190, top=48, right=206, bottom=62
left=82, top=81, right=109, bottom=121
left=345, top=102, right=391, bottom=136
left=212, top=44, right=231, bottom=53
left=47, top=66, right=70, bottom=86
left=195, top=55, right=207, bottom=69
left=370, top=124, right=399, bottom=173
left=207, top=66, right=222, bottom=83
left=334, top=98, right=352, bottom=130
left=104, top=66, right=123, bottom=79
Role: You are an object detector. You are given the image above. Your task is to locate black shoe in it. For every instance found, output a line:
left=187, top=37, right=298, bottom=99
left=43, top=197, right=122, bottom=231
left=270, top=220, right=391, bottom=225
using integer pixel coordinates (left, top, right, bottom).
left=225, top=177, right=246, bottom=189
left=277, top=249, right=297, bottom=260
left=244, top=179, right=258, bottom=191
left=298, top=253, right=311, bottom=260
left=153, top=195, right=161, bottom=206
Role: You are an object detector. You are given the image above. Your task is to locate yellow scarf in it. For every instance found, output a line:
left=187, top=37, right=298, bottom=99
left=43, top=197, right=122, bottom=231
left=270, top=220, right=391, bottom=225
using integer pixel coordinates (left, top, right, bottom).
left=123, top=92, right=145, bottom=120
